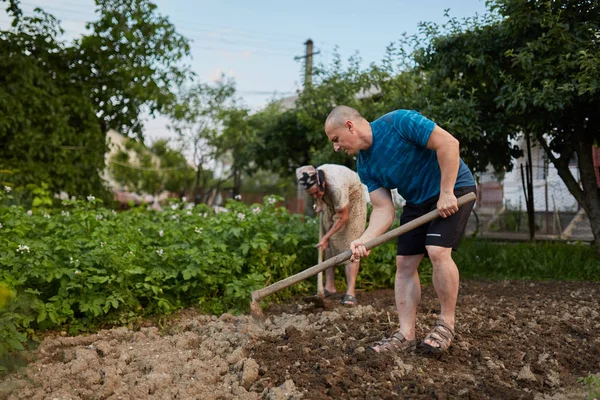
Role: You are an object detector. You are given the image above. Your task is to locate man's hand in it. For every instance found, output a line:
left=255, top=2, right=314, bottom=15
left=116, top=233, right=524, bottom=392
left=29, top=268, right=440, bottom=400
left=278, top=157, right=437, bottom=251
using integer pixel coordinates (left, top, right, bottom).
left=350, top=239, right=370, bottom=262
left=437, top=191, right=458, bottom=218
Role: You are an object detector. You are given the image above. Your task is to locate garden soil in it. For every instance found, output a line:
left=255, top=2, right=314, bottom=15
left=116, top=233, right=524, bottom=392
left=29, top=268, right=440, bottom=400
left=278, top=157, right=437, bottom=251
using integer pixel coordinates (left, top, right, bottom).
left=0, top=280, right=598, bottom=399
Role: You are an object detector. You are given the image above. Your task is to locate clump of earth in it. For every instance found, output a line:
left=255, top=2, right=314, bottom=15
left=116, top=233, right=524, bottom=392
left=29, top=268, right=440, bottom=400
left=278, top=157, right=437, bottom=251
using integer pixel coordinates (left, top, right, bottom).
left=0, top=281, right=598, bottom=399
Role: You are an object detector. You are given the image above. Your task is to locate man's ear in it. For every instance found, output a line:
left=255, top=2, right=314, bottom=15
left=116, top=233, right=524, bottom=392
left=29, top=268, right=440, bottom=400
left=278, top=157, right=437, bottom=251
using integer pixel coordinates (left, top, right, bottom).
left=345, top=120, right=353, bottom=131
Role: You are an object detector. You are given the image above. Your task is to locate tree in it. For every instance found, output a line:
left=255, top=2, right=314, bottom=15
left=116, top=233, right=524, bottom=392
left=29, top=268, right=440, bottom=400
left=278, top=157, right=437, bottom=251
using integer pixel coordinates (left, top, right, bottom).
left=0, top=0, right=193, bottom=198
left=248, top=105, right=313, bottom=177
left=169, top=78, right=238, bottom=204
left=109, top=139, right=194, bottom=196
left=250, top=51, right=388, bottom=177
left=403, top=0, right=600, bottom=252
left=216, top=107, right=256, bottom=197
left=75, top=0, right=192, bottom=138
left=0, top=7, right=108, bottom=199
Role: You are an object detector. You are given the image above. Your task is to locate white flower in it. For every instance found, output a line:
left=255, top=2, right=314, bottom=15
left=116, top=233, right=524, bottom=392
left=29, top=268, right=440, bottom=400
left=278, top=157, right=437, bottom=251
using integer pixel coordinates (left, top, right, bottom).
left=100, top=241, right=106, bottom=247
left=170, top=203, right=179, bottom=210
left=185, top=203, right=194, bottom=210
left=171, top=215, right=178, bottom=220
left=237, top=213, right=246, bottom=221
left=156, top=248, right=163, bottom=257
left=112, top=210, right=117, bottom=216
left=252, top=207, right=261, bottom=214
left=61, top=211, right=70, bottom=217
left=186, top=210, right=192, bottom=216
left=0, top=223, right=3, bottom=229
left=4, top=186, right=11, bottom=193
left=17, top=244, right=30, bottom=253
left=96, top=214, right=103, bottom=220
left=27, top=210, right=33, bottom=216
left=44, top=213, right=51, bottom=219
left=87, top=195, right=95, bottom=202
left=138, top=228, right=141, bottom=232
left=182, top=196, right=187, bottom=202
left=201, top=213, right=208, bottom=218
left=268, top=197, right=276, bottom=205
left=234, top=194, right=242, bottom=200
left=159, top=230, right=164, bottom=237
left=195, top=227, right=203, bottom=234
left=74, top=270, right=81, bottom=275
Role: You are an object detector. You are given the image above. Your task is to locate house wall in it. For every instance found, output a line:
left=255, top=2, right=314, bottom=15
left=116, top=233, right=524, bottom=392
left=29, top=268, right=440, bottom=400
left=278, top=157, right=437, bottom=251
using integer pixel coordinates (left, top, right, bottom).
left=502, top=144, right=579, bottom=212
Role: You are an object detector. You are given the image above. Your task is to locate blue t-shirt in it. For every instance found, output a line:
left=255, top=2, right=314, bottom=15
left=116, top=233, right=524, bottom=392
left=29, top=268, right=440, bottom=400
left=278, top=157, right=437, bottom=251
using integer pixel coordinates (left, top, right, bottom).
left=357, top=110, right=475, bottom=204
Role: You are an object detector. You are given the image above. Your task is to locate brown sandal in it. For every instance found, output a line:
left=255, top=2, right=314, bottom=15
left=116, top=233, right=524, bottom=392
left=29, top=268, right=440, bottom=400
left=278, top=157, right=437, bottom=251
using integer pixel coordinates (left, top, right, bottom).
left=418, top=319, right=455, bottom=355
left=368, top=332, right=417, bottom=354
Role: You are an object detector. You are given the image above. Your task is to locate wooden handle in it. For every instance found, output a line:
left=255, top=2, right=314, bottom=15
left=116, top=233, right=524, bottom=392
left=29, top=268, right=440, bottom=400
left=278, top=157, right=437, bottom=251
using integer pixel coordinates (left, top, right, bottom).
left=316, top=213, right=324, bottom=296
left=251, top=192, right=476, bottom=301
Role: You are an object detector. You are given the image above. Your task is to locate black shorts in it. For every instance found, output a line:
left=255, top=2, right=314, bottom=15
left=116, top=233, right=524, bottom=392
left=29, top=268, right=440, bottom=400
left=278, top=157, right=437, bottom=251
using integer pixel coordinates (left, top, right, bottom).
left=397, top=186, right=476, bottom=256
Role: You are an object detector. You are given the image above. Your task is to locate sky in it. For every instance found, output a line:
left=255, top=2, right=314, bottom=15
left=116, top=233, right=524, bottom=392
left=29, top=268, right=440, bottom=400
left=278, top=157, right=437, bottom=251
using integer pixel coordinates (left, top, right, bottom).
left=1, top=0, right=490, bottom=143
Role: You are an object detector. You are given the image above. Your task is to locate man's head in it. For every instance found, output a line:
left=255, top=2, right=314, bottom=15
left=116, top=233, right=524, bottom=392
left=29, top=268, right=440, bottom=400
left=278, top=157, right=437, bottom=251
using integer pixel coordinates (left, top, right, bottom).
left=295, top=165, right=325, bottom=199
left=324, top=105, right=372, bottom=155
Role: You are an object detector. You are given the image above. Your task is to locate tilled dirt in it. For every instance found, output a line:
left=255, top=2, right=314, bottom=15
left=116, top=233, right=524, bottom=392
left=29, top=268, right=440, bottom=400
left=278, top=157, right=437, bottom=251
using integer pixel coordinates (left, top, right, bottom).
left=0, top=280, right=598, bottom=399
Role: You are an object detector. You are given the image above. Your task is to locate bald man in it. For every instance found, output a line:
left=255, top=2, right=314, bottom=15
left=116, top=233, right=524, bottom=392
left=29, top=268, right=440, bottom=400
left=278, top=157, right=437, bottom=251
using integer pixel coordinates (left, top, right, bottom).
left=324, top=106, right=476, bottom=356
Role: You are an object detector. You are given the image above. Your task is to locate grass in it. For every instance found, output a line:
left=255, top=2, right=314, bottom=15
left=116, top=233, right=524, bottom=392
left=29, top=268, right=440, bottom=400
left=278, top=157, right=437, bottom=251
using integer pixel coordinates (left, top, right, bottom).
left=455, top=239, right=600, bottom=281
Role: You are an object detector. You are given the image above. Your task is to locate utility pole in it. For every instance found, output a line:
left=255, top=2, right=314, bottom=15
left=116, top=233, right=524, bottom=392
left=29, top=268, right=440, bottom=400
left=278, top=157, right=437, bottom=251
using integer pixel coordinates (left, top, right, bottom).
left=294, top=39, right=320, bottom=88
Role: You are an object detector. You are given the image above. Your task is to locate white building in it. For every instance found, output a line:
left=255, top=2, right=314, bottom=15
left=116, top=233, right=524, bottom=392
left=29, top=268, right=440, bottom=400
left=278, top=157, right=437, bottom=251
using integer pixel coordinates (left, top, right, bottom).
left=501, top=141, right=580, bottom=212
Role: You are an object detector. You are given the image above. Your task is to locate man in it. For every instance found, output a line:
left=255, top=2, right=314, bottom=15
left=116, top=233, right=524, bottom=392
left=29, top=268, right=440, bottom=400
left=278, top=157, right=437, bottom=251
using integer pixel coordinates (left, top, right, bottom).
left=296, top=164, right=367, bottom=306
left=324, top=106, right=476, bottom=355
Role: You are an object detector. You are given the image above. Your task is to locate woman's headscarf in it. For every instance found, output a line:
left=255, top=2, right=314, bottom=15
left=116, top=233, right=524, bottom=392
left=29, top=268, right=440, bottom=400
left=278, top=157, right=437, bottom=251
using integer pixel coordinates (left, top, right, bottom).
left=295, top=165, right=325, bottom=191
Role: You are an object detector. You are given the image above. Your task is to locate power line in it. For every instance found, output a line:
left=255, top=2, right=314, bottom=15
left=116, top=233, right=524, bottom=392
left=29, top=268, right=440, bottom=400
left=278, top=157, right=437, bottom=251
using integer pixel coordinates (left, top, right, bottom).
left=15, top=3, right=302, bottom=56
left=19, top=1, right=311, bottom=48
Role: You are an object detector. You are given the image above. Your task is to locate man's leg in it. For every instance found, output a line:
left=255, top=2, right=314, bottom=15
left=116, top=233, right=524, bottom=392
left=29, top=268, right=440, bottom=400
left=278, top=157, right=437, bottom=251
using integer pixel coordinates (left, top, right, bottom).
left=344, top=261, right=360, bottom=297
left=423, top=245, right=458, bottom=347
left=324, top=267, right=337, bottom=294
left=396, top=254, right=425, bottom=341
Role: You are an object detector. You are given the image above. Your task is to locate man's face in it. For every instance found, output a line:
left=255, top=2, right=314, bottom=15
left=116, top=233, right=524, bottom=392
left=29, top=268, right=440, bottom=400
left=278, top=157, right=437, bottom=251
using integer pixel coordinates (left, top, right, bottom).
left=306, top=185, right=324, bottom=199
left=325, top=121, right=359, bottom=155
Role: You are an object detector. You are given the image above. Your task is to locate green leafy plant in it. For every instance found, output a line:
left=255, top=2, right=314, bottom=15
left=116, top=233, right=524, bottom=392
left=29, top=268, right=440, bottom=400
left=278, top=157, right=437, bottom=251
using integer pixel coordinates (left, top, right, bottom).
left=0, top=192, right=318, bottom=350
left=578, top=373, right=600, bottom=400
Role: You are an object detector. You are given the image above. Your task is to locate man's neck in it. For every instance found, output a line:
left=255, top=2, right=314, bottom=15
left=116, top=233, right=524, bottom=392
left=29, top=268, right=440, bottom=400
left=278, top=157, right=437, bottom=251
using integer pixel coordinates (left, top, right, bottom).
left=360, top=123, right=374, bottom=150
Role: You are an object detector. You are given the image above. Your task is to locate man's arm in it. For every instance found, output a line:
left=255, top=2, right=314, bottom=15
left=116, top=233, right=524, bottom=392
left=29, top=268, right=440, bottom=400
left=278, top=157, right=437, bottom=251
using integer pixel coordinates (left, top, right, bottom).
left=350, top=188, right=395, bottom=260
left=316, top=205, right=349, bottom=250
left=426, top=125, right=460, bottom=218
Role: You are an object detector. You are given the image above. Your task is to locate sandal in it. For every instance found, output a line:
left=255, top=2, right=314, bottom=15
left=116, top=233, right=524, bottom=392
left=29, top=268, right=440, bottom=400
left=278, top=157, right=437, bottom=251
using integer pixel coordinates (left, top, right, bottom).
left=339, top=294, right=357, bottom=307
left=418, top=319, right=455, bottom=355
left=368, top=332, right=417, bottom=354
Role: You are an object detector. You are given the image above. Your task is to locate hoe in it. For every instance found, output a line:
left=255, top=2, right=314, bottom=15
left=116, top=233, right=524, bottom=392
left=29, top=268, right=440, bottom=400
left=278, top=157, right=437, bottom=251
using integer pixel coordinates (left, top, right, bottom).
left=250, top=192, right=477, bottom=326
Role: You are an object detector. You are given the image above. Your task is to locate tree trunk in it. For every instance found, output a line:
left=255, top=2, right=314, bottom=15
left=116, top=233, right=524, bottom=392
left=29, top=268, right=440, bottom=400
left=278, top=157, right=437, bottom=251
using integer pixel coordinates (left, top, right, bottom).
left=525, top=134, right=535, bottom=239
left=193, top=164, right=203, bottom=205
left=540, top=134, right=600, bottom=254
left=520, top=133, right=535, bottom=240
left=232, top=167, right=241, bottom=197
left=576, top=138, right=600, bottom=255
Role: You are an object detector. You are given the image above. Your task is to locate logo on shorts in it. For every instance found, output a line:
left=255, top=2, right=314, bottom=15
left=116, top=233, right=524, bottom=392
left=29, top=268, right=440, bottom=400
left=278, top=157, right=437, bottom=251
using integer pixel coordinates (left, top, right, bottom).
left=427, top=233, right=442, bottom=237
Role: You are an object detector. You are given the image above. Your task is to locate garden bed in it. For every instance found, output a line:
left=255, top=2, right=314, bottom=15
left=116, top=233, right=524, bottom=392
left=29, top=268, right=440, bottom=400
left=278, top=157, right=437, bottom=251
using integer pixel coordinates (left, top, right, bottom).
left=1, top=280, right=598, bottom=399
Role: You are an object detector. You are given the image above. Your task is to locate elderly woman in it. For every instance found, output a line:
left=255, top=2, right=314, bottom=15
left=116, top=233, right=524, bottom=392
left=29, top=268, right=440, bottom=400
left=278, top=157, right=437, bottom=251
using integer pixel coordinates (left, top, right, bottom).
left=296, top=164, right=367, bottom=306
